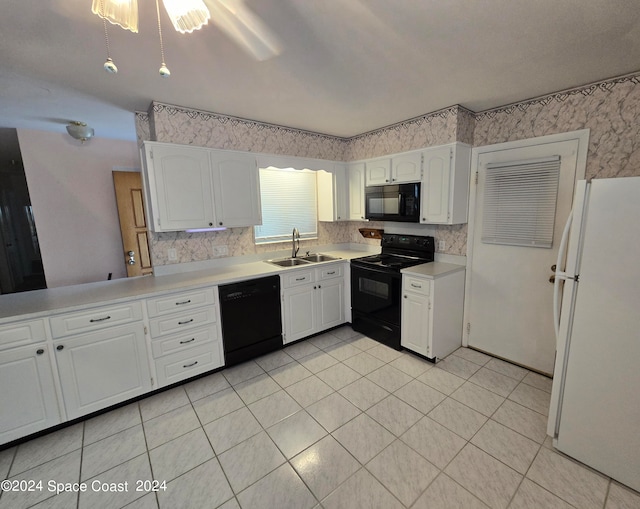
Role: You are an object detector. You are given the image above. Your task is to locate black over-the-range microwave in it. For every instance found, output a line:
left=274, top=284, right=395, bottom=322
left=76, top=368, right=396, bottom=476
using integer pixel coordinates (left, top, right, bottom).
left=365, top=182, right=421, bottom=222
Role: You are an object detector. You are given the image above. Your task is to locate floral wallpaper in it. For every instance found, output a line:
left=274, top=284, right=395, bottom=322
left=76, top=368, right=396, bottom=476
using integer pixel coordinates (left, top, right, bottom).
left=474, top=73, right=640, bottom=180
left=135, top=71, right=640, bottom=266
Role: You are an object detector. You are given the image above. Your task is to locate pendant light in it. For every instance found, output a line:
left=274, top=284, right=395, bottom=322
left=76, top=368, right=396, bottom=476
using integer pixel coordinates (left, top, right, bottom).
left=91, top=0, right=212, bottom=77
left=91, top=0, right=138, bottom=33
left=162, top=0, right=211, bottom=34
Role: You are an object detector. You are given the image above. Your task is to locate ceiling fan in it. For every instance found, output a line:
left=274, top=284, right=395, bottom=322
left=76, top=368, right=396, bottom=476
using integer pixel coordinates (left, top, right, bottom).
left=92, top=0, right=282, bottom=76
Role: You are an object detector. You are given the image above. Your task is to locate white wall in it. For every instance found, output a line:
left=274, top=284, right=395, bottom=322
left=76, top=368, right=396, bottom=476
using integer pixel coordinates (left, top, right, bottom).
left=17, top=129, right=140, bottom=288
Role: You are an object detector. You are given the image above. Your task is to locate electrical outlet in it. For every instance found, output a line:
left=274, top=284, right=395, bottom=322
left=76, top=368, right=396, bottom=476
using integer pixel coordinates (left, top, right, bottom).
left=212, top=245, right=228, bottom=257
left=437, top=240, right=446, bottom=251
left=167, top=248, right=177, bottom=261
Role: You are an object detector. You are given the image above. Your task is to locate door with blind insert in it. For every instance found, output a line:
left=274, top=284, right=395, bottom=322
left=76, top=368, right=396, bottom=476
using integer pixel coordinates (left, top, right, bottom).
left=467, top=136, right=586, bottom=374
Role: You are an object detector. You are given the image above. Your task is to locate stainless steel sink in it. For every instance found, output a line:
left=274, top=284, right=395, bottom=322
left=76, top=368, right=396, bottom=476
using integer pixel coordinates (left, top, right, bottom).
left=300, top=253, right=341, bottom=262
left=265, top=253, right=340, bottom=267
left=266, top=258, right=312, bottom=267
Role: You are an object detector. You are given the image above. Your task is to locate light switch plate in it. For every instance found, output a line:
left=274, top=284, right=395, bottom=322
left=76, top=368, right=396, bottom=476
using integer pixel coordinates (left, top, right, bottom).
left=438, top=240, right=446, bottom=251
left=168, top=248, right=177, bottom=261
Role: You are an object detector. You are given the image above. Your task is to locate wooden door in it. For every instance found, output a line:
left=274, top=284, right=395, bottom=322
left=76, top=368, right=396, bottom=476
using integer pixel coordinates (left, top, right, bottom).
left=113, top=171, right=153, bottom=277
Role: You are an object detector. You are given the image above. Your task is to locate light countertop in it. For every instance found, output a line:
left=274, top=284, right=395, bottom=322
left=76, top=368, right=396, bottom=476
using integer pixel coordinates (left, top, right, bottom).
left=401, top=261, right=466, bottom=278
left=0, top=249, right=367, bottom=323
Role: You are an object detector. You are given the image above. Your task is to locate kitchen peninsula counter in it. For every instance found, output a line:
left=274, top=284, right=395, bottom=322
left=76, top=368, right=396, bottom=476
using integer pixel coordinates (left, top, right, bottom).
left=0, top=247, right=370, bottom=323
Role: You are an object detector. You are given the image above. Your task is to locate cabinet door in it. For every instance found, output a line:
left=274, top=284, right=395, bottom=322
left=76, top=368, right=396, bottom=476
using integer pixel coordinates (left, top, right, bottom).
left=145, top=143, right=214, bottom=231
left=55, top=324, right=151, bottom=419
left=282, top=285, right=316, bottom=344
left=317, top=277, right=345, bottom=330
left=365, top=158, right=392, bottom=186
left=392, top=152, right=422, bottom=183
left=210, top=151, right=262, bottom=227
left=348, top=163, right=366, bottom=220
left=401, top=291, right=431, bottom=357
left=333, top=164, right=348, bottom=221
left=0, top=345, right=60, bottom=445
left=421, top=146, right=452, bottom=224
left=317, top=165, right=348, bottom=222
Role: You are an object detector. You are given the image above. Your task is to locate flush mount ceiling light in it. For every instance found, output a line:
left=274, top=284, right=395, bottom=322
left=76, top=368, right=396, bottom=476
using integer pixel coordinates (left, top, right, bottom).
left=66, top=121, right=95, bottom=144
left=91, top=0, right=211, bottom=77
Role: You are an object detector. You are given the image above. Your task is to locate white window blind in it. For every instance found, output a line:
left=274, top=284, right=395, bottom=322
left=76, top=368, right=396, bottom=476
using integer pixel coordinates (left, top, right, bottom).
left=254, top=167, right=318, bottom=244
left=482, top=156, right=561, bottom=248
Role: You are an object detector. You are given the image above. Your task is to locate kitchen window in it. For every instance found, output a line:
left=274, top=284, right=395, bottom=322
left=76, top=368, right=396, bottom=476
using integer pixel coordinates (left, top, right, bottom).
left=254, top=166, right=318, bottom=244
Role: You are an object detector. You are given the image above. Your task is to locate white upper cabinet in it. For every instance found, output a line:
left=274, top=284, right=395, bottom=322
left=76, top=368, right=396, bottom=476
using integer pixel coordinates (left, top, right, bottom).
left=142, top=142, right=262, bottom=232
left=210, top=150, right=261, bottom=228
left=391, top=151, right=423, bottom=183
left=348, top=162, right=366, bottom=220
left=420, top=143, right=471, bottom=225
left=365, top=157, right=392, bottom=186
left=317, top=164, right=348, bottom=222
left=365, top=152, right=422, bottom=186
left=143, top=143, right=214, bottom=232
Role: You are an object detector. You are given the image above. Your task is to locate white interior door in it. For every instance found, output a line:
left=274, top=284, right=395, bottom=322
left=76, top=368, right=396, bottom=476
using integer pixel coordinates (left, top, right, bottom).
left=466, top=133, right=588, bottom=374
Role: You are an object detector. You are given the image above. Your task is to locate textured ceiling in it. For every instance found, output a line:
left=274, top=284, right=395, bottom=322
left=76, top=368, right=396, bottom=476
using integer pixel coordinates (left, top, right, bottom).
left=1, top=0, right=640, bottom=144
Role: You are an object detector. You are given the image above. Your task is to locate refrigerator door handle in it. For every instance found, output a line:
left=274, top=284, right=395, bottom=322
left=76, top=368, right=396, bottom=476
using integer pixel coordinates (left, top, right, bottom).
left=554, top=208, right=574, bottom=341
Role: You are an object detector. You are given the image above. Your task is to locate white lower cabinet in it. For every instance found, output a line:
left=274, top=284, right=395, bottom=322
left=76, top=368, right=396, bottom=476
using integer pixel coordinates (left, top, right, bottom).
left=401, top=268, right=465, bottom=361
left=54, top=323, right=151, bottom=419
left=146, top=286, right=224, bottom=388
left=282, top=264, right=346, bottom=344
left=0, top=343, right=60, bottom=444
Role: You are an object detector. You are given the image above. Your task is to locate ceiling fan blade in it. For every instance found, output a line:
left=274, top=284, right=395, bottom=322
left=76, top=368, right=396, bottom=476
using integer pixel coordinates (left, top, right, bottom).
left=205, top=0, right=282, bottom=61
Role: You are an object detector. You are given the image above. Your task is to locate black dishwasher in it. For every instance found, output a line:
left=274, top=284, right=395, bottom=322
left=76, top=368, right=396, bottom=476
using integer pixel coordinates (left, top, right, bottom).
left=219, top=275, right=282, bottom=367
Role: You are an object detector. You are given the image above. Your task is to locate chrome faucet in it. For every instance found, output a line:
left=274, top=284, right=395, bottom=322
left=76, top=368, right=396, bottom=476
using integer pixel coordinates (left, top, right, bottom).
left=292, top=227, right=300, bottom=258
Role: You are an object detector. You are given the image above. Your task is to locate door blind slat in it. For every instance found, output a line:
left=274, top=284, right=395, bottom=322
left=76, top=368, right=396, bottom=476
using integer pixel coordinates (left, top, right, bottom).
left=482, top=156, right=561, bottom=248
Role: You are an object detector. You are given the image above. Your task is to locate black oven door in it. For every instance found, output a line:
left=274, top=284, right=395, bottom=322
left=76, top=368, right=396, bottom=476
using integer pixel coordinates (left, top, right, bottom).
left=351, top=264, right=401, bottom=327
left=351, top=264, right=402, bottom=349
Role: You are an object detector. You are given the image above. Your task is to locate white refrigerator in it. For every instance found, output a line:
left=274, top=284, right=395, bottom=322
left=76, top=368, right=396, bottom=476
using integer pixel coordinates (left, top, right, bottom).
left=547, top=176, right=640, bottom=492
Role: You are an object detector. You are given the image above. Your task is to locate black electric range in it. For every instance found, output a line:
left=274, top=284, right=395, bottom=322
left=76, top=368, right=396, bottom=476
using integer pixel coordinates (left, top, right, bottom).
left=350, top=234, right=434, bottom=350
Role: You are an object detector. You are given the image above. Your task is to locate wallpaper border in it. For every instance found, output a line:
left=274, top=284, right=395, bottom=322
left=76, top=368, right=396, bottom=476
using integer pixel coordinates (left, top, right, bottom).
left=474, top=71, right=640, bottom=120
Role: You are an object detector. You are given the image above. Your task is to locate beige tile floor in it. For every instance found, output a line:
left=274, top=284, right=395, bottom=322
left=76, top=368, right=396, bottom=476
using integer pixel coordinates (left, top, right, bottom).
left=1, top=325, right=639, bottom=509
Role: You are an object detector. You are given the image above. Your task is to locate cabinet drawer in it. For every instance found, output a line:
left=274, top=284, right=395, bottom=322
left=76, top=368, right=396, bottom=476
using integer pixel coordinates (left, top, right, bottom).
left=281, top=270, right=315, bottom=288
left=149, top=307, right=216, bottom=338
left=50, top=302, right=143, bottom=338
left=151, top=325, right=218, bottom=359
left=317, top=264, right=343, bottom=281
left=146, top=287, right=216, bottom=318
left=155, top=343, right=223, bottom=388
left=404, top=277, right=431, bottom=296
left=0, top=319, right=47, bottom=350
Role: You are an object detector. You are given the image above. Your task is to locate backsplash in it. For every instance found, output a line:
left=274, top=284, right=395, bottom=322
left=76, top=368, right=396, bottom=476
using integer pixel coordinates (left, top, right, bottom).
left=150, top=221, right=383, bottom=267
left=135, top=70, right=640, bottom=266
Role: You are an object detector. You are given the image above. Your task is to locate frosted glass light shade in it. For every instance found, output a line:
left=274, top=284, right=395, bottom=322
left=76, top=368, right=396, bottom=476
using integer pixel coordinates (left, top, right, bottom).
left=91, top=0, right=139, bottom=33
left=162, top=0, right=211, bottom=33
left=66, top=122, right=95, bottom=143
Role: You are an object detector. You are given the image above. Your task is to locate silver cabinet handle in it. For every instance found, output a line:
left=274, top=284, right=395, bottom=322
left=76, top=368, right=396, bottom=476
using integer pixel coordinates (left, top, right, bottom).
left=183, top=361, right=198, bottom=368
left=90, top=316, right=111, bottom=323
left=179, top=338, right=196, bottom=344
left=178, top=319, right=194, bottom=325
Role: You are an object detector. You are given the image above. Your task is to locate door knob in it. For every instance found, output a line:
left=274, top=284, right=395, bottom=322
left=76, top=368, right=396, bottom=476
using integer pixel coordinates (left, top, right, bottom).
left=127, top=250, right=136, bottom=265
